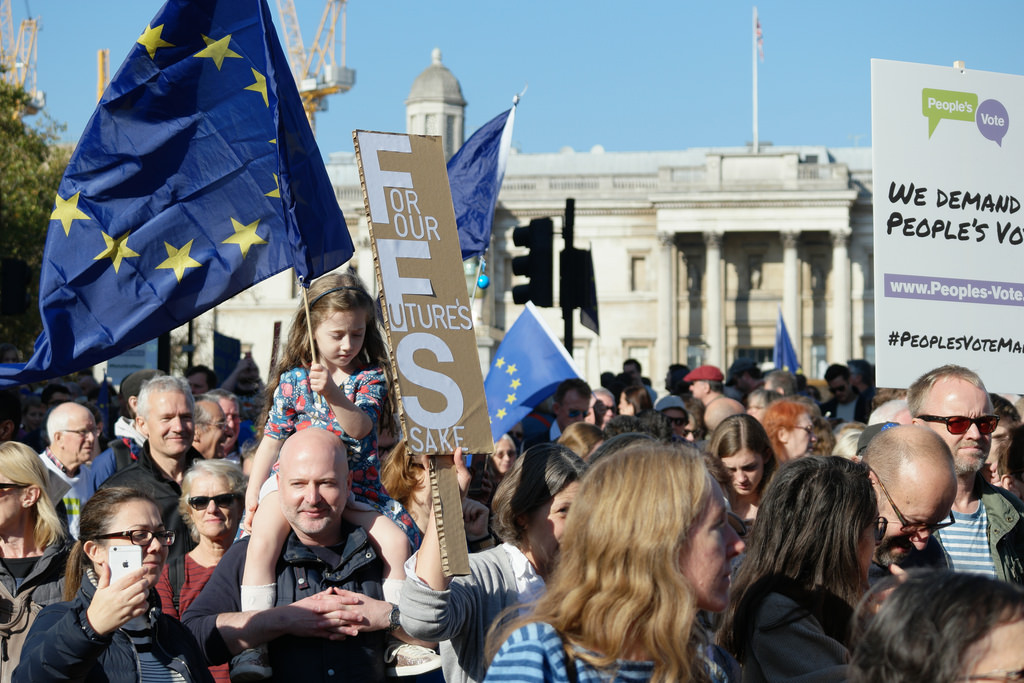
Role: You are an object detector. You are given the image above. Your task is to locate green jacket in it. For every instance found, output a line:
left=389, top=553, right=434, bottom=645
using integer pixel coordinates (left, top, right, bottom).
left=976, top=476, right=1024, bottom=583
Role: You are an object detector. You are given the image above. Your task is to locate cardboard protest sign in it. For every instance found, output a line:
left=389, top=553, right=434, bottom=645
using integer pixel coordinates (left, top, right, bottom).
left=354, top=131, right=494, bottom=576
left=872, top=59, right=1024, bottom=392
left=353, top=131, right=493, bottom=455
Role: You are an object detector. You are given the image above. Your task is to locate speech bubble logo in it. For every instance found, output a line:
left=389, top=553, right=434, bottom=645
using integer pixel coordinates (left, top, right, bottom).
left=976, top=99, right=1009, bottom=146
left=922, top=88, right=978, bottom=138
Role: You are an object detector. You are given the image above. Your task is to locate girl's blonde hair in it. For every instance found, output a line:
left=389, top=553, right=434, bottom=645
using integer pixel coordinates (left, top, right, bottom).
left=261, top=272, right=395, bottom=434
left=0, top=441, right=66, bottom=549
left=488, top=441, right=713, bottom=683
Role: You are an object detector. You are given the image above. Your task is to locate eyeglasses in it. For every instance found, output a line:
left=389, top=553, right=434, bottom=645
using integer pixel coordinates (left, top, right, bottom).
left=871, top=468, right=956, bottom=536
left=917, top=414, right=999, bottom=435
left=197, top=420, right=227, bottom=431
left=94, top=529, right=176, bottom=546
left=187, top=493, right=241, bottom=510
left=0, top=483, right=25, bottom=490
left=727, top=511, right=748, bottom=538
left=966, top=669, right=1024, bottom=681
left=795, top=424, right=816, bottom=437
left=668, top=417, right=688, bottom=427
left=567, top=408, right=591, bottom=419
left=60, top=427, right=101, bottom=438
left=874, top=516, right=888, bottom=543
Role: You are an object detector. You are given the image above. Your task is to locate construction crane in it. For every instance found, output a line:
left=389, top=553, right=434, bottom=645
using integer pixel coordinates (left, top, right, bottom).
left=97, top=49, right=109, bottom=102
left=275, top=0, right=354, bottom=135
left=0, top=0, right=43, bottom=115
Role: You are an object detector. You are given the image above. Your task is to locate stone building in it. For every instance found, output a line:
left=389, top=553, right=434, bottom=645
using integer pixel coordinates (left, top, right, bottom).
left=207, top=50, right=876, bottom=392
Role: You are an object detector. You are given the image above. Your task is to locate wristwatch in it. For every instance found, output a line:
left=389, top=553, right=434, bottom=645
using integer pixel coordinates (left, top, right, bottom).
left=386, top=602, right=401, bottom=633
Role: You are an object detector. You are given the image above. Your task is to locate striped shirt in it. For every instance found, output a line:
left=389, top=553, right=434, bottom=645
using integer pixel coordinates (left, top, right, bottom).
left=938, top=503, right=998, bottom=578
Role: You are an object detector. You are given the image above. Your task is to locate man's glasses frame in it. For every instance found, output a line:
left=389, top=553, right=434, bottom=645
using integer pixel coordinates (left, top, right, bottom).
left=917, top=414, right=999, bottom=435
left=871, top=468, right=955, bottom=536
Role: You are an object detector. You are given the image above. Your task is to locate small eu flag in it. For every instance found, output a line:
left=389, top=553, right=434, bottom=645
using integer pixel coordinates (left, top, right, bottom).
left=484, top=302, right=580, bottom=442
left=0, top=0, right=352, bottom=387
left=448, top=100, right=517, bottom=261
left=773, top=307, right=802, bottom=373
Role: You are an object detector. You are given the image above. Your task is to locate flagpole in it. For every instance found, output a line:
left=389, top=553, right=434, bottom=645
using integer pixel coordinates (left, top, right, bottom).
left=752, top=6, right=759, bottom=155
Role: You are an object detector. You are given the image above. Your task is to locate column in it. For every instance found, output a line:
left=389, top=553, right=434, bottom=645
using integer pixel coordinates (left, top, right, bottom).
left=657, top=233, right=677, bottom=377
left=781, top=231, right=801, bottom=352
left=831, top=229, right=852, bottom=363
left=704, top=231, right=723, bottom=369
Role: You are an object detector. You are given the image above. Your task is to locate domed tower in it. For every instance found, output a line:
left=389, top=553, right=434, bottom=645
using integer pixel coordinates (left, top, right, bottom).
left=406, top=48, right=466, bottom=160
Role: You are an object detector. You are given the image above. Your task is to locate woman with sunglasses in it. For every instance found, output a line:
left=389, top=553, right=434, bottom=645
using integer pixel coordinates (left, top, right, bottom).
left=154, top=460, right=244, bottom=681
left=719, top=456, right=882, bottom=682
left=14, top=487, right=213, bottom=682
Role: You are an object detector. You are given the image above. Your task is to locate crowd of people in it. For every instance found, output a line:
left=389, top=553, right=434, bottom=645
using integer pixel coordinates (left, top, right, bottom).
left=2, top=274, right=1024, bottom=681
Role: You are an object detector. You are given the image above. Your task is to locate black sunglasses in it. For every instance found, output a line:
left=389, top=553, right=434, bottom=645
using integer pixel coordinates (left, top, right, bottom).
left=917, top=414, right=999, bottom=435
left=0, top=483, right=25, bottom=490
left=188, top=493, right=241, bottom=510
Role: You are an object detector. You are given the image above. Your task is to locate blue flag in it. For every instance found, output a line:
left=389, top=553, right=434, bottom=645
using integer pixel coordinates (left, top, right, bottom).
left=484, top=302, right=580, bottom=442
left=773, top=307, right=802, bottom=373
left=0, top=0, right=352, bottom=387
left=448, top=101, right=517, bottom=261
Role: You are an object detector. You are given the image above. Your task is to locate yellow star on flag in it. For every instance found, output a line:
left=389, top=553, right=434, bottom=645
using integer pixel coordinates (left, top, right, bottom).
left=505, top=393, right=517, bottom=405
left=137, top=24, right=174, bottom=60
left=156, top=240, right=202, bottom=282
left=222, top=218, right=268, bottom=258
left=495, top=358, right=505, bottom=368
left=51, top=192, right=92, bottom=236
left=510, top=378, right=521, bottom=390
left=245, top=68, right=268, bottom=106
left=264, top=174, right=280, bottom=198
left=194, top=34, right=241, bottom=70
left=496, top=408, right=507, bottom=419
left=94, top=231, right=140, bottom=273
left=505, top=364, right=517, bottom=375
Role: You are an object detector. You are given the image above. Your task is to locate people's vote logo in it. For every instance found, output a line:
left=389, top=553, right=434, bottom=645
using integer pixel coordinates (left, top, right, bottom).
left=922, top=88, right=1009, bottom=146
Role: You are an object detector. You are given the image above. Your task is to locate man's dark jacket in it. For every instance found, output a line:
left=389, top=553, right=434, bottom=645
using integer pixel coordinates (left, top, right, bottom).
left=182, top=524, right=386, bottom=682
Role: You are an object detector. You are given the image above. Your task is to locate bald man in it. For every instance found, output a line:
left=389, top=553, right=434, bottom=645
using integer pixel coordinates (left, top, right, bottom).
left=703, top=397, right=746, bottom=434
left=861, top=424, right=957, bottom=582
left=184, top=428, right=431, bottom=681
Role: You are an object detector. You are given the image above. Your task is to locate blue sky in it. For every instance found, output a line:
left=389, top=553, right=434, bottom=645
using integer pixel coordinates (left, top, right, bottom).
left=19, top=0, right=1024, bottom=159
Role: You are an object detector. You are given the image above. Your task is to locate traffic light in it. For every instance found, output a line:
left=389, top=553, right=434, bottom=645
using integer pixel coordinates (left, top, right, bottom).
left=511, top=218, right=553, bottom=307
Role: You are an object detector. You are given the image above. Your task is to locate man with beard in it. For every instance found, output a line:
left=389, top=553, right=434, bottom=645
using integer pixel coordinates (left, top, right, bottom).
left=860, top=424, right=956, bottom=582
left=909, top=364, right=1024, bottom=582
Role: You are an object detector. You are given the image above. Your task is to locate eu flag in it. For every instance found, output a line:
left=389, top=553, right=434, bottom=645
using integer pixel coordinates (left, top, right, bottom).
left=773, top=307, right=802, bottom=373
left=484, top=302, right=580, bottom=442
left=448, top=100, right=517, bottom=261
left=0, top=0, right=352, bottom=387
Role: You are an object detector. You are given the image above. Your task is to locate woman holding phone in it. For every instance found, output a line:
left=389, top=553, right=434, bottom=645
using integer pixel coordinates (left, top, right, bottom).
left=13, top=487, right=213, bottom=682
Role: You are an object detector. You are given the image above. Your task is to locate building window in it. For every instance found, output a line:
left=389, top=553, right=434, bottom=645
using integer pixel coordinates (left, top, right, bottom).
left=630, top=255, right=647, bottom=292
left=810, top=343, right=828, bottom=379
left=424, top=113, right=438, bottom=135
left=445, top=115, right=456, bottom=158
left=686, top=345, right=704, bottom=369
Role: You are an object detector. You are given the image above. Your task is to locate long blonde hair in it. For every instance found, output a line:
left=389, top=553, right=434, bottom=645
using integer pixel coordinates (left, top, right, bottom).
left=488, top=442, right=712, bottom=683
left=261, top=272, right=395, bottom=434
left=0, top=442, right=66, bottom=549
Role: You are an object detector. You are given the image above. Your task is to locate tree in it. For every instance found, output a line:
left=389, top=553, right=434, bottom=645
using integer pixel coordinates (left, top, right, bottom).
left=0, top=75, right=69, bottom=357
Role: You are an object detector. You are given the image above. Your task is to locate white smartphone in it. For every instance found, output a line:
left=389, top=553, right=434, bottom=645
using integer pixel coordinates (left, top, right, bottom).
left=108, top=545, right=143, bottom=583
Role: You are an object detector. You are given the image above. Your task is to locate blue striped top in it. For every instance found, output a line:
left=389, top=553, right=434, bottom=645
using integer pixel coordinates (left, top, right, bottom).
left=937, top=503, right=998, bottom=578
